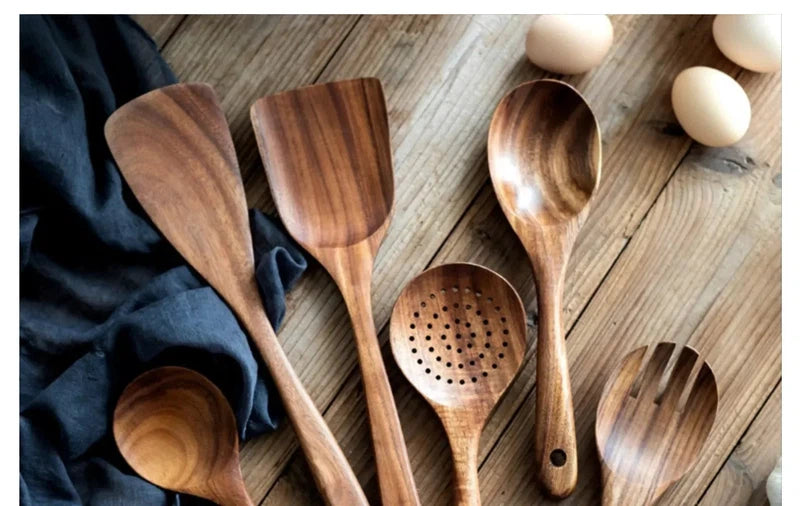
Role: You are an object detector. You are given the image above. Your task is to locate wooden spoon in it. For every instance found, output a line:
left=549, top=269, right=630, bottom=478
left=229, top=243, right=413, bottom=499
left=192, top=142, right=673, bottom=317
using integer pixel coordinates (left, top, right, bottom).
left=105, top=83, right=367, bottom=506
left=114, top=367, right=253, bottom=506
left=251, top=78, right=419, bottom=505
left=389, top=263, right=527, bottom=506
left=487, top=79, right=601, bottom=497
left=596, top=342, right=718, bottom=505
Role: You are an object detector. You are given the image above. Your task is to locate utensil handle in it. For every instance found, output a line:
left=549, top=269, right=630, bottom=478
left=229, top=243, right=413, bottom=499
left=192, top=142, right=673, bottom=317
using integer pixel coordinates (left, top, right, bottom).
left=444, top=426, right=481, bottom=506
left=340, top=276, right=421, bottom=506
left=532, top=260, right=578, bottom=498
left=600, top=467, right=660, bottom=506
left=243, top=304, right=369, bottom=506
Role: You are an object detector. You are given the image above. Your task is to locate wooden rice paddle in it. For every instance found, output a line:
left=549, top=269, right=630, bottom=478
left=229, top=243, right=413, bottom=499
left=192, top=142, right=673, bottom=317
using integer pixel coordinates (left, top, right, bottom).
left=251, top=78, right=420, bottom=505
left=105, top=83, right=368, bottom=506
left=487, top=79, right=602, bottom=497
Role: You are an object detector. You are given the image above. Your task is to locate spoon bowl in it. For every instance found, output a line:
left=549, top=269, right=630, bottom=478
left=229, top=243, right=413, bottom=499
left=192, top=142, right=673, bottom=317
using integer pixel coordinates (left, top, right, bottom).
left=595, top=343, right=718, bottom=505
left=488, top=79, right=600, bottom=225
left=390, top=263, right=527, bottom=506
left=487, top=79, right=601, bottom=497
left=113, top=367, right=253, bottom=506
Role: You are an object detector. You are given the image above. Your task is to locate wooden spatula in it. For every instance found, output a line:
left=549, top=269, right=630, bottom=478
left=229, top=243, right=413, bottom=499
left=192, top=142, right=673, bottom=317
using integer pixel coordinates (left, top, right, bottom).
left=105, top=83, right=367, bottom=506
left=251, top=78, right=419, bottom=505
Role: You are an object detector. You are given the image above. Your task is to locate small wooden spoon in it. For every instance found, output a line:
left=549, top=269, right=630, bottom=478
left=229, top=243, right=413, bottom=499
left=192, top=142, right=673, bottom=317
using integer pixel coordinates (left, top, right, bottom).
left=251, top=78, right=419, bottom=505
left=487, top=79, right=602, bottom=497
left=596, top=343, right=718, bottom=505
left=390, top=263, right=527, bottom=506
left=114, top=367, right=253, bottom=506
left=105, top=83, right=367, bottom=505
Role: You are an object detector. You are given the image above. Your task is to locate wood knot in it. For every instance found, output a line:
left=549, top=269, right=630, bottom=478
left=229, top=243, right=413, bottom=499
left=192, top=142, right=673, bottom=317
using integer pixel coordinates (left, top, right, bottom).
left=686, top=146, right=757, bottom=176
left=648, top=120, right=685, bottom=137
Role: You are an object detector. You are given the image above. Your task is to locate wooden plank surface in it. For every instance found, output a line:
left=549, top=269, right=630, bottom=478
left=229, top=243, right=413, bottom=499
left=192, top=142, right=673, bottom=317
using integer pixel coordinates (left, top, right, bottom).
left=133, top=14, right=782, bottom=506
left=130, top=15, right=184, bottom=49
left=699, top=383, right=781, bottom=506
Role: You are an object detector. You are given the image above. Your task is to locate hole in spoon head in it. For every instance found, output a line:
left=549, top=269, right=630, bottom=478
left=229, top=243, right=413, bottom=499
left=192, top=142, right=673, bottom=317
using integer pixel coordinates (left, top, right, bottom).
left=550, top=449, right=567, bottom=467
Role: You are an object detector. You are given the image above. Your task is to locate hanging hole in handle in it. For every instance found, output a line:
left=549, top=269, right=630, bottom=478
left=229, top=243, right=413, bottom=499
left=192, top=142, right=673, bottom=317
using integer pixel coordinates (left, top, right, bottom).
left=550, top=449, right=567, bottom=467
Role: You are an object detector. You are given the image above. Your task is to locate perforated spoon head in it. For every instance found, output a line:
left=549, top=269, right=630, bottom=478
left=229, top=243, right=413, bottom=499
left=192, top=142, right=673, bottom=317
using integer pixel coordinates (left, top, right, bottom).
left=488, top=79, right=601, bottom=229
left=114, top=367, right=252, bottom=506
left=390, top=263, right=527, bottom=421
left=595, top=343, right=718, bottom=506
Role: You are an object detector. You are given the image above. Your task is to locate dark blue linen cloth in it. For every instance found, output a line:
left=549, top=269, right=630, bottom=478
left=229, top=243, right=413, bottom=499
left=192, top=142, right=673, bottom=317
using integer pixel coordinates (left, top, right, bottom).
left=20, top=15, right=306, bottom=505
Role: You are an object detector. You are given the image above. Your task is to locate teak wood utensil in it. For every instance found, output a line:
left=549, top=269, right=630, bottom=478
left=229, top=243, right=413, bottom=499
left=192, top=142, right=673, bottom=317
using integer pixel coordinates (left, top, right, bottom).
left=105, top=83, right=368, bottom=506
left=389, top=263, right=527, bottom=506
left=487, top=79, right=602, bottom=497
left=251, top=78, right=419, bottom=505
left=114, top=367, right=253, bottom=506
left=596, top=342, right=718, bottom=506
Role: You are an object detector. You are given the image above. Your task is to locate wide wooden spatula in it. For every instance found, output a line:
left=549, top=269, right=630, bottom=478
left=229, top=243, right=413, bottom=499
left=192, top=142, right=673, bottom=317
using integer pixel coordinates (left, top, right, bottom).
left=251, top=78, right=419, bottom=505
left=105, top=83, right=367, bottom=506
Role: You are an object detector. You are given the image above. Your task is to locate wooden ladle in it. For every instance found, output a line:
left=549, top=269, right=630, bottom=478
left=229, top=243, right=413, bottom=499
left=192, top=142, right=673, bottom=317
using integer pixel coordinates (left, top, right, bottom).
left=487, top=79, right=601, bottom=497
left=105, top=83, right=367, bottom=506
left=251, top=78, right=419, bottom=505
left=389, top=263, right=528, bottom=506
left=596, top=342, right=718, bottom=505
left=114, top=367, right=253, bottom=506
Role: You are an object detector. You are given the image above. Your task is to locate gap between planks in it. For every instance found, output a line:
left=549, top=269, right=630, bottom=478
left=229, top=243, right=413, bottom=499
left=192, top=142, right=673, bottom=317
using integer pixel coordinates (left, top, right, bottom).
left=696, top=380, right=781, bottom=505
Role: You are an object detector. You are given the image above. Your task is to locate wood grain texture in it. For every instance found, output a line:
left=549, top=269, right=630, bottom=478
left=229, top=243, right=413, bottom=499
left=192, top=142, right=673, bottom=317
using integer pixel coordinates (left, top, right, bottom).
left=390, top=263, right=527, bottom=506
left=114, top=367, right=253, bottom=506
left=472, top=64, right=781, bottom=506
left=105, top=83, right=367, bottom=506
left=488, top=79, right=601, bottom=497
left=251, top=78, right=419, bottom=505
left=596, top=343, right=718, bottom=506
left=698, top=383, right=780, bottom=506
left=159, top=15, right=361, bottom=210
left=131, top=14, right=185, bottom=49
left=139, top=14, right=782, bottom=505
left=257, top=15, right=752, bottom=505
left=145, top=16, right=366, bottom=499
left=246, top=15, right=554, bottom=501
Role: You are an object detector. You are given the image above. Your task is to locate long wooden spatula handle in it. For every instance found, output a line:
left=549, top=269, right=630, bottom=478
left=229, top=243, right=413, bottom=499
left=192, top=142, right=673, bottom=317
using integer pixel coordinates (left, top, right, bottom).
left=243, top=308, right=368, bottom=505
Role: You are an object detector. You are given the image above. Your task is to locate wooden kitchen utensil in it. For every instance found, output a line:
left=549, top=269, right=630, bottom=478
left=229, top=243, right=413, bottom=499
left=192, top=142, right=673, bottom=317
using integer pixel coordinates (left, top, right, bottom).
left=105, top=83, right=367, bottom=506
left=114, top=367, right=253, bottom=506
left=389, top=263, right=527, bottom=506
left=596, top=342, right=718, bottom=505
left=487, top=79, right=601, bottom=497
left=250, top=78, right=419, bottom=505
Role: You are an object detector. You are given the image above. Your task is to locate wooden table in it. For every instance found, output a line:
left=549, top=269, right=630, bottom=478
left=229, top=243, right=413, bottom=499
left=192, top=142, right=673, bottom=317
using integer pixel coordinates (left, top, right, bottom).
left=134, top=15, right=782, bottom=506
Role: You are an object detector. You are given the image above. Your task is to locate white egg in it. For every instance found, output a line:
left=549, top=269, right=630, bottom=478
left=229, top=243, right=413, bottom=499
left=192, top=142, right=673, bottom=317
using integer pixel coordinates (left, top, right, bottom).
left=713, top=15, right=781, bottom=73
left=525, top=15, right=614, bottom=75
left=671, top=66, right=751, bottom=147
